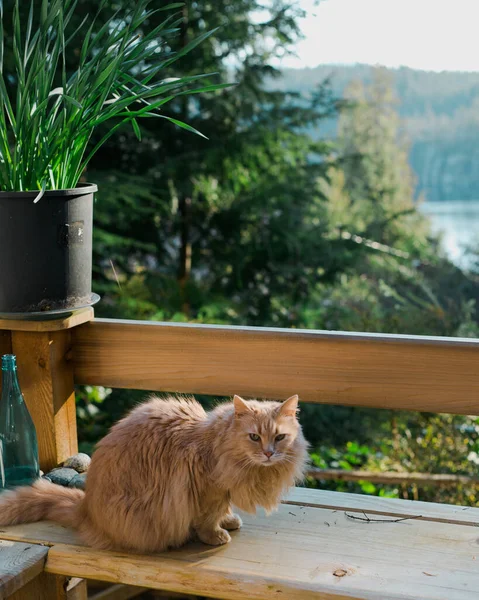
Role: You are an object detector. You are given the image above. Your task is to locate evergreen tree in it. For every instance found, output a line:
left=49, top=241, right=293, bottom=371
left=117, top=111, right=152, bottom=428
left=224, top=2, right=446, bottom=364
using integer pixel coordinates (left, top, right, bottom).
left=87, top=0, right=342, bottom=325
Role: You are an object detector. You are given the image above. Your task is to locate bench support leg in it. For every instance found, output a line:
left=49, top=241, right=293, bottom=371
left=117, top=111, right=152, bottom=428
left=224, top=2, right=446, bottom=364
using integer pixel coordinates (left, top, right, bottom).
left=10, top=574, right=87, bottom=600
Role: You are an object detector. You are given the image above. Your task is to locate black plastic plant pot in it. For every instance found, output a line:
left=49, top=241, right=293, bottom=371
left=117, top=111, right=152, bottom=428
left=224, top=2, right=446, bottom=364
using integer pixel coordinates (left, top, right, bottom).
left=0, top=183, right=97, bottom=315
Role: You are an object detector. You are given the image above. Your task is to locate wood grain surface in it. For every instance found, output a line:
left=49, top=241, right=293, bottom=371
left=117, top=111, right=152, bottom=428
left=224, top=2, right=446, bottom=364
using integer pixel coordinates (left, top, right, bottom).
left=73, top=319, right=479, bottom=414
left=0, top=539, right=47, bottom=599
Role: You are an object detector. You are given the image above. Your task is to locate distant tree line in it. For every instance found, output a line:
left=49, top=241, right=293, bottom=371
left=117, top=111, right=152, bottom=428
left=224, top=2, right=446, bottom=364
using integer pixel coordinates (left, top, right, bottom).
left=274, top=64, right=479, bottom=201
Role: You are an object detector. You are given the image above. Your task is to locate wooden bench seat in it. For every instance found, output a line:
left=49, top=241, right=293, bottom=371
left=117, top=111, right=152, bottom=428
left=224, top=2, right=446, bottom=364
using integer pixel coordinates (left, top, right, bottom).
left=0, top=540, right=48, bottom=599
left=0, top=488, right=478, bottom=600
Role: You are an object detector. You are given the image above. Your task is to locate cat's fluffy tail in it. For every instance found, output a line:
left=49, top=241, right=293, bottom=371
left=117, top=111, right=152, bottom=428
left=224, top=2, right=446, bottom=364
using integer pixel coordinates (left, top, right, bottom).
left=0, top=478, right=84, bottom=528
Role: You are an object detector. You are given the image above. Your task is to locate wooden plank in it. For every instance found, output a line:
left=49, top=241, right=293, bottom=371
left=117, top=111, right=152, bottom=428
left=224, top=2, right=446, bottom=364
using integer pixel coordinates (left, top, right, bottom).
left=0, top=308, right=94, bottom=333
left=12, top=330, right=78, bottom=472
left=1, top=486, right=479, bottom=552
left=42, top=503, right=479, bottom=600
left=66, top=577, right=87, bottom=600
left=72, top=319, right=479, bottom=414
left=306, top=468, right=479, bottom=486
left=89, top=584, right=147, bottom=600
left=286, top=487, right=479, bottom=526
left=10, top=573, right=70, bottom=600
left=0, top=540, right=48, bottom=599
left=0, top=521, right=83, bottom=547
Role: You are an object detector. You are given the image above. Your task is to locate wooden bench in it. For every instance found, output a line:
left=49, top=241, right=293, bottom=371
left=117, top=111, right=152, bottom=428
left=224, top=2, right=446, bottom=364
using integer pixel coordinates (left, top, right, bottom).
left=0, top=312, right=478, bottom=599
left=1, top=488, right=479, bottom=599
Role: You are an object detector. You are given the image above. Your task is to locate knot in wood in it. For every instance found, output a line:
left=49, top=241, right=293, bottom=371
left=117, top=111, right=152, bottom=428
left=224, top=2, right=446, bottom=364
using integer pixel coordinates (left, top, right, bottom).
left=333, top=569, right=348, bottom=578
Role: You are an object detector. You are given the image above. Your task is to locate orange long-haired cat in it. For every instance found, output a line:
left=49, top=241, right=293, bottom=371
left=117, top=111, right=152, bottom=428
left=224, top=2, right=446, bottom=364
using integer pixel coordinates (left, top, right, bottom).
left=0, top=394, right=308, bottom=553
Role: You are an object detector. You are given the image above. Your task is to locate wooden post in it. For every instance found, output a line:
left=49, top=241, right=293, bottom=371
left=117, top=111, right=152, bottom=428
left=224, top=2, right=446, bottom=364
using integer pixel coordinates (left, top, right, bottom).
left=0, top=310, right=93, bottom=600
left=10, top=573, right=87, bottom=600
left=11, top=329, right=77, bottom=472
left=66, top=577, right=88, bottom=600
left=0, top=308, right=94, bottom=473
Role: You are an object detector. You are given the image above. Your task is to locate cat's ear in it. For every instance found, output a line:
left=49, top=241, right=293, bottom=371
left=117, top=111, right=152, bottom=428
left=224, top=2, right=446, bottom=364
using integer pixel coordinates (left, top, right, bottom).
left=278, top=395, right=299, bottom=418
left=233, top=395, right=251, bottom=416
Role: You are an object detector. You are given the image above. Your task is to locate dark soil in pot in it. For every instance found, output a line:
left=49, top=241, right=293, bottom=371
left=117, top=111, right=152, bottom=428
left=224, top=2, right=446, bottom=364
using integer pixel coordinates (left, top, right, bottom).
left=0, top=183, right=97, bottom=314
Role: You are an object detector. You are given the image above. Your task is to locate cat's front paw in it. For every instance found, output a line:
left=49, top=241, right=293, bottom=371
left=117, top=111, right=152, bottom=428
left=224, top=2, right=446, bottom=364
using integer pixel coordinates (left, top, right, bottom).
left=221, top=513, right=243, bottom=531
left=197, top=527, right=232, bottom=546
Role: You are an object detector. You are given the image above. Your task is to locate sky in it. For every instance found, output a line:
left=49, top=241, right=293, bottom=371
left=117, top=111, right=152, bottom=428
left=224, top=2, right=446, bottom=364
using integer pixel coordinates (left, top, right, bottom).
left=279, top=0, right=479, bottom=72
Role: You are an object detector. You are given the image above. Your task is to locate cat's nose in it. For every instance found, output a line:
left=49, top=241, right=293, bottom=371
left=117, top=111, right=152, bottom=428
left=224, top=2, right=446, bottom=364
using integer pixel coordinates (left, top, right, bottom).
left=263, top=450, right=274, bottom=458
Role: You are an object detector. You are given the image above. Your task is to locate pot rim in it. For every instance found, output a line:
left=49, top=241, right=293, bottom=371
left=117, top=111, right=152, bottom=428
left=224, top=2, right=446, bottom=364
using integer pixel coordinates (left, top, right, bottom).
left=0, top=182, right=98, bottom=198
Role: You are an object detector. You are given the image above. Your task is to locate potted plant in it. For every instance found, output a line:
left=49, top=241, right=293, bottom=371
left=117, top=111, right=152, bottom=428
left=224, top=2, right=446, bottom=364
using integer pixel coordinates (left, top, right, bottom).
left=0, top=0, right=226, bottom=316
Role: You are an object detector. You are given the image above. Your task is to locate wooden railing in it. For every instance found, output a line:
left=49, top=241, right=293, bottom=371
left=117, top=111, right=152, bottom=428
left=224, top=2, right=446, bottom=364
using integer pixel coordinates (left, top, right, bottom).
left=72, top=319, right=479, bottom=414
left=2, top=314, right=479, bottom=472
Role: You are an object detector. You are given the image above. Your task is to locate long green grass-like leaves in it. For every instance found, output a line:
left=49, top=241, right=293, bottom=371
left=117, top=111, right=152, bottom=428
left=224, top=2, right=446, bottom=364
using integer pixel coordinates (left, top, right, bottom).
left=0, top=0, right=225, bottom=192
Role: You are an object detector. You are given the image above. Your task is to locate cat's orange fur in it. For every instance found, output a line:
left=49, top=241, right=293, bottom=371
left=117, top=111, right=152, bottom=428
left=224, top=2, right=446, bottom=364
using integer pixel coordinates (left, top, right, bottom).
left=0, top=394, right=308, bottom=553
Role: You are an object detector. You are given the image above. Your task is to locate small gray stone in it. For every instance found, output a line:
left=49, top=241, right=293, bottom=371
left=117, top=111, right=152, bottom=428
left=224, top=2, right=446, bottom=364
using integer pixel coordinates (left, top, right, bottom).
left=68, top=473, right=87, bottom=490
left=47, top=467, right=77, bottom=486
left=62, top=453, right=91, bottom=473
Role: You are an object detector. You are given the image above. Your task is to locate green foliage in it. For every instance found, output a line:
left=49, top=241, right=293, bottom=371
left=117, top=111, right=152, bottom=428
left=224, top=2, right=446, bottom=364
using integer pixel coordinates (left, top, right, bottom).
left=383, top=413, right=479, bottom=505
left=308, top=442, right=399, bottom=498
left=88, top=0, right=345, bottom=328
left=0, top=0, right=226, bottom=193
left=306, top=414, right=479, bottom=505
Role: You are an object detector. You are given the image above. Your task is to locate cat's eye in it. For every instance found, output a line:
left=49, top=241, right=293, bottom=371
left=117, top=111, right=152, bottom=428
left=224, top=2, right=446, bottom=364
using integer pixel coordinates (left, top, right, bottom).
left=249, top=433, right=261, bottom=442
left=275, top=434, right=286, bottom=442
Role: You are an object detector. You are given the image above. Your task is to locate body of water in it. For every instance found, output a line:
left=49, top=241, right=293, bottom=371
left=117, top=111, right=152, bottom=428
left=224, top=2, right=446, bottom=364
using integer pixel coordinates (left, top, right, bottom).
left=420, top=200, right=479, bottom=269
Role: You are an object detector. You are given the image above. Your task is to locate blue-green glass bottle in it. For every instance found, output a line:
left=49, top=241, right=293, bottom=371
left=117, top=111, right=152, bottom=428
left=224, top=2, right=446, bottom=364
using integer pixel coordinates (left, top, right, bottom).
left=0, top=355, right=39, bottom=489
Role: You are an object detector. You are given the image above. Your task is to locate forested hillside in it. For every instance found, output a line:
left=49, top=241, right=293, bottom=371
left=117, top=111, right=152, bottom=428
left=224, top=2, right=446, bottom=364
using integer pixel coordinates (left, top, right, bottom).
left=274, top=65, right=479, bottom=201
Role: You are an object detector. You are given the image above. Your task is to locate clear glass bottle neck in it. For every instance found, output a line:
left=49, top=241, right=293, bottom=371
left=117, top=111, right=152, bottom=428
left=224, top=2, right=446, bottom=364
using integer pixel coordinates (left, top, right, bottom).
left=2, top=355, right=17, bottom=372
left=1, top=362, right=22, bottom=401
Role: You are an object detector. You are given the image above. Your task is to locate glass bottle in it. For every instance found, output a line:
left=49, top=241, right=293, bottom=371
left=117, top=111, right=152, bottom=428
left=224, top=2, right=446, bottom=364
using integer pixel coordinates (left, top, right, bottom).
left=0, top=354, right=40, bottom=489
